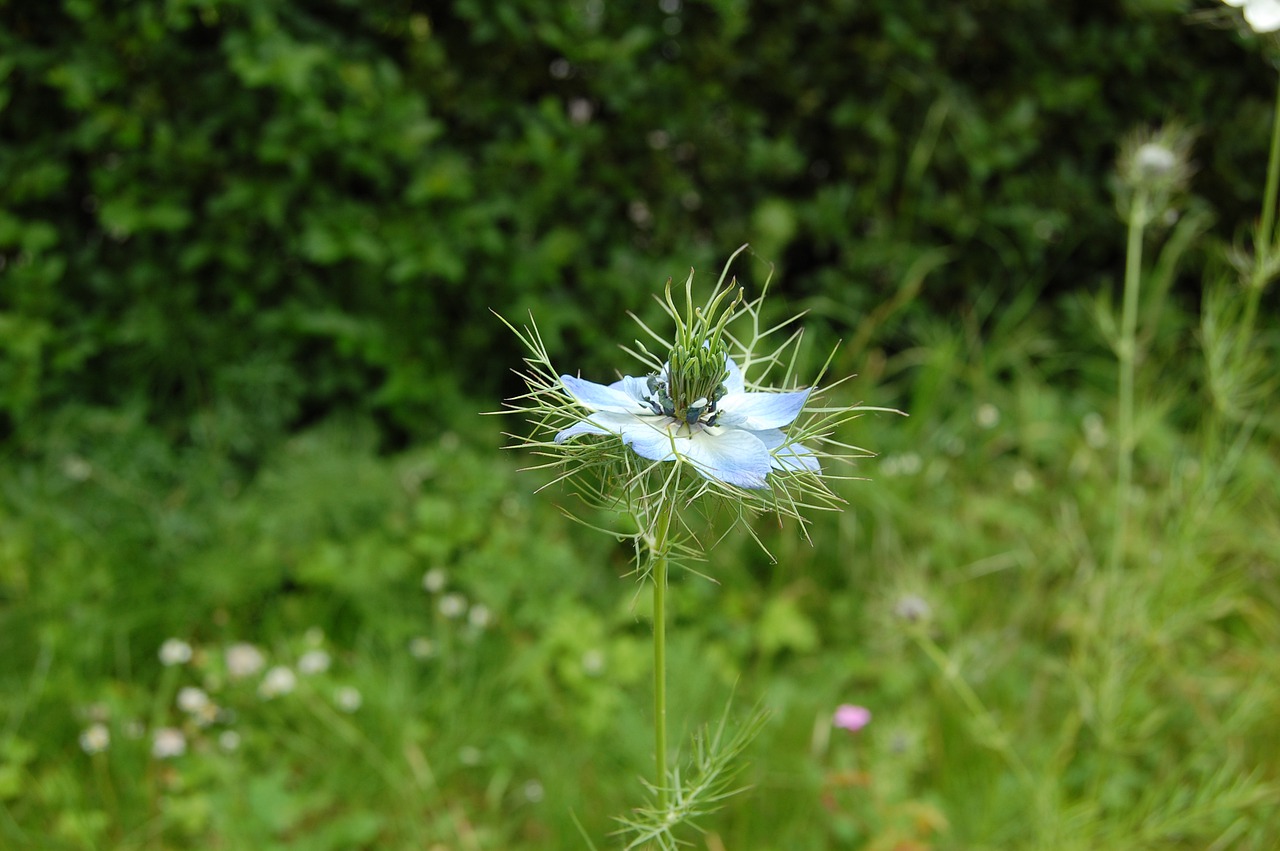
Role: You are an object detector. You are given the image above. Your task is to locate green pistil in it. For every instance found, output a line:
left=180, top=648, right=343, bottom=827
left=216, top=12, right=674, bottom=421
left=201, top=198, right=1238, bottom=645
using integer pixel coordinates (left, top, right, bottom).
left=667, top=342, right=729, bottom=424
left=658, top=275, right=743, bottom=424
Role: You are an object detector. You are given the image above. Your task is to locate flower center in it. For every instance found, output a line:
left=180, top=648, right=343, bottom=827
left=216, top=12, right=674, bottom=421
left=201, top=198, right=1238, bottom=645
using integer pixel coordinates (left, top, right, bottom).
left=643, top=274, right=742, bottom=425
left=645, top=342, right=729, bottom=426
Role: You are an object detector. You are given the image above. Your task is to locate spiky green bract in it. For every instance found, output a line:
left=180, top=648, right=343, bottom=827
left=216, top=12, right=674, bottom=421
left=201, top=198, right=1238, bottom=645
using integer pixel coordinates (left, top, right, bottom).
left=613, top=703, right=771, bottom=851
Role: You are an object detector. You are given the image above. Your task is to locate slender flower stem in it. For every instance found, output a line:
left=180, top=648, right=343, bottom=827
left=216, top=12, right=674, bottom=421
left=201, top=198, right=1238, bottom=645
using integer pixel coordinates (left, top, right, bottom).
left=1244, top=70, right=1280, bottom=337
left=649, top=498, right=676, bottom=812
left=1111, top=190, right=1147, bottom=573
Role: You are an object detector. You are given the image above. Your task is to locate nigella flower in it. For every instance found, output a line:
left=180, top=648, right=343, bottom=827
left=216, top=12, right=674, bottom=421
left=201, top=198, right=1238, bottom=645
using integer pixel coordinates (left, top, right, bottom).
left=1223, top=0, right=1280, bottom=33
left=496, top=246, right=899, bottom=543
left=556, top=353, right=819, bottom=490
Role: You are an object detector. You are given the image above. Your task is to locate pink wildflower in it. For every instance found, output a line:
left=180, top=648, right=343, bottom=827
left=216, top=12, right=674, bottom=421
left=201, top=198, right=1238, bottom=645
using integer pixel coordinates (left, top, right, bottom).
left=833, top=704, right=872, bottom=732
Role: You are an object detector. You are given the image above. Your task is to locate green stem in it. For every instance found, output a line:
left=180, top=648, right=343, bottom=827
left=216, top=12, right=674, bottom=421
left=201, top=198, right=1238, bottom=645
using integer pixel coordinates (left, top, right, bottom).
left=1244, top=70, right=1280, bottom=337
left=913, top=632, right=1032, bottom=788
left=1111, top=190, right=1147, bottom=573
left=1259, top=71, right=1280, bottom=269
left=650, top=499, right=676, bottom=812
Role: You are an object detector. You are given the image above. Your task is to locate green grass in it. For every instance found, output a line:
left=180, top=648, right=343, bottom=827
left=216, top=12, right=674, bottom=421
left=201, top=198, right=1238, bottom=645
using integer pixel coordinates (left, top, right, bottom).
left=1, top=267, right=1276, bottom=850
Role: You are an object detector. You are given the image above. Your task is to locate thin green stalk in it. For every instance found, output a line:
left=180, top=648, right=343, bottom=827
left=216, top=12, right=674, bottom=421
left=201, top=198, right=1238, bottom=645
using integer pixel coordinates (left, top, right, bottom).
left=912, top=633, right=1034, bottom=790
left=1259, top=71, right=1280, bottom=267
left=1244, top=70, right=1280, bottom=336
left=649, top=498, right=676, bottom=812
left=1111, top=190, right=1148, bottom=573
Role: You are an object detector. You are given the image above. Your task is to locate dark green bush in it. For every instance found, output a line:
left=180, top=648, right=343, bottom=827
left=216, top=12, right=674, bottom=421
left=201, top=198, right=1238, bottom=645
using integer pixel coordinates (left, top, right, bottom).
left=0, top=0, right=1272, bottom=453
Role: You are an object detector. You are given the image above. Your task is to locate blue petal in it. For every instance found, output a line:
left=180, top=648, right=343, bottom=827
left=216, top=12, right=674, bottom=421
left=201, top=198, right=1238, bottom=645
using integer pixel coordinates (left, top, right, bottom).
left=561, top=374, right=648, bottom=413
left=723, top=355, right=745, bottom=395
left=716, top=388, right=809, bottom=430
left=754, top=428, right=821, bottom=474
left=681, top=427, right=772, bottom=489
left=608, top=374, right=653, bottom=405
left=616, top=418, right=680, bottom=463
left=555, top=419, right=611, bottom=443
left=556, top=412, right=679, bottom=464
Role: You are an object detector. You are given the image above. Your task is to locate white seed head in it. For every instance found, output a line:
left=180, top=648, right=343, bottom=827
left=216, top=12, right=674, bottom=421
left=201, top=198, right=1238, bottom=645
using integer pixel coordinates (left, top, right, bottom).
left=225, top=643, right=266, bottom=680
left=79, top=723, right=111, bottom=755
left=298, top=649, right=331, bottom=676
left=152, top=727, right=187, bottom=759
left=258, top=665, right=297, bottom=699
left=159, top=638, right=193, bottom=666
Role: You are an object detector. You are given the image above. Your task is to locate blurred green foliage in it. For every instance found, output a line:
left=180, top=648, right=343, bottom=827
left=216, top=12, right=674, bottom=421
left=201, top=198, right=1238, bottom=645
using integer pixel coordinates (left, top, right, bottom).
left=1, top=0, right=1276, bottom=451
left=2, top=1, right=1279, bottom=848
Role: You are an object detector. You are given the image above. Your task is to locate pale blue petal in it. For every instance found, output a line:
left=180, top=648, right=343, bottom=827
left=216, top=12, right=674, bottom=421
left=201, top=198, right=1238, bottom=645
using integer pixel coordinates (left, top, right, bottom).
left=754, top=428, right=822, bottom=474
left=554, top=419, right=611, bottom=443
left=616, top=418, right=680, bottom=462
left=682, top=427, right=772, bottom=489
left=716, top=388, right=809, bottom=430
left=556, top=411, right=654, bottom=444
left=608, top=374, right=653, bottom=405
left=723, top=355, right=745, bottom=395
left=556, top=409, right=682, bottom=463
left=561, top=374, right=647, bottom=413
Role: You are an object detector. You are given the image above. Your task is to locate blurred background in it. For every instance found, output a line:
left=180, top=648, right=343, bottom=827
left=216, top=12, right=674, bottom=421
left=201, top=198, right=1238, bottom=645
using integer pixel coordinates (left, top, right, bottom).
left=1, top=1, right=1278, bottom=848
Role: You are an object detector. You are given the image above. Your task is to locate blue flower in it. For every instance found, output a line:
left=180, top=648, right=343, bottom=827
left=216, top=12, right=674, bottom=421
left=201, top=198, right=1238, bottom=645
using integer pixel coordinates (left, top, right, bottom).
left=555, top=355, right=820, bottom=489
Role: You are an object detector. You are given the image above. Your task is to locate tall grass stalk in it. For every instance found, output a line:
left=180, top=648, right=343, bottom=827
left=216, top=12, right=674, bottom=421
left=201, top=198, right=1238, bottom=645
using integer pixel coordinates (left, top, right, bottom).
left=1248, top=70, right=1280, bottom=336
left=1110, top=189, right=1149, bottom=572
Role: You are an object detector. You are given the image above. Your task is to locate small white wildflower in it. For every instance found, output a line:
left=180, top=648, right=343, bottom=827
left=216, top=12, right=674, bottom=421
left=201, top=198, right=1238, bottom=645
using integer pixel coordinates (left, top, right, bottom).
left=297, top=649, right=331, bottom=676
left=79, top=723, right=110, bottom=755
left=158, top=638, right=193, bottom=666
left=218, top=729, right=241, bottom=752
left=628, top=199, right=652, bottom=228
left=523, top=779, right=546, bottom=803
left=409, top=637, right=437, bottom=659
left=61, top=454, right=93, bottom=481
left=883, top=452, right=922, bottom=476
left=225, top=643, right=266, bottom=680
left=975, top=403, right=1000, bottom=429
left=1134, top=142, right=1177, bottom=179
left=568, top=98, right=593, bottom=125
left=467, top=604, right=492, bottom=629
left=334, top=686, right=362, bottom=713
left=893, top=594, right=932, bottom=624
left=152, top=727, right=187, bottom=759
left=176, top=686, right=210, bottom=714
left=438, top=593, right=467, bottom=619
left=421, top=567, right=448, bottom=594
left=258, top=665, right=297, bottom=699
left=581, top=647, right=606, bottom=676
